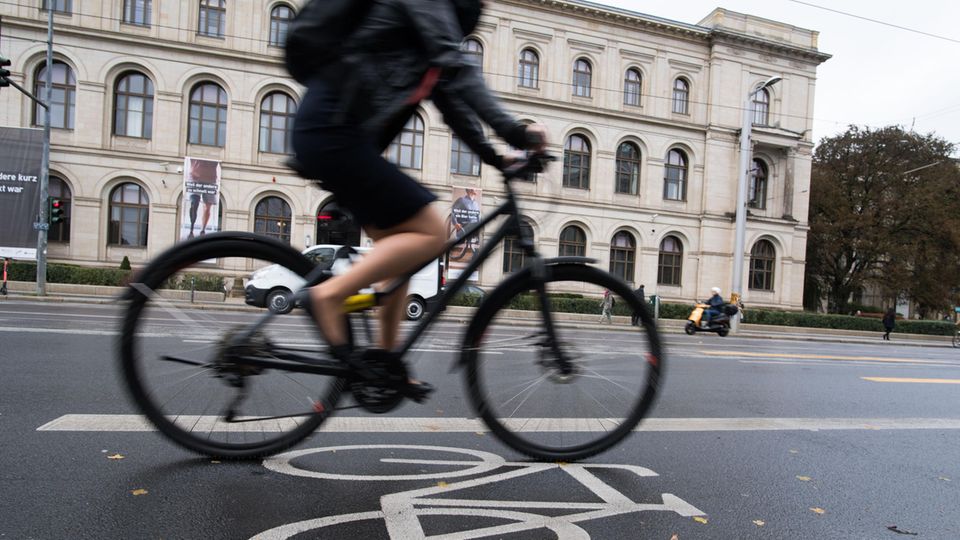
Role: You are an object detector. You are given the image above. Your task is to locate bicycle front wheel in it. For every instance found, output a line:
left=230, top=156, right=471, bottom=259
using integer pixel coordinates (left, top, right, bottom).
left=118, top=233, right=348, bottom=459
left=462, top=263, right=663, bottom=461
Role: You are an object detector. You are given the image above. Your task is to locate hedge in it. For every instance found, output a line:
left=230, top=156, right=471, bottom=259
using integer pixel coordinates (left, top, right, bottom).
left=8, top=260, right=131, bottom=286
left=449, top=293, right=954, bottom=336
left=6, top=261, right=225, bottom=292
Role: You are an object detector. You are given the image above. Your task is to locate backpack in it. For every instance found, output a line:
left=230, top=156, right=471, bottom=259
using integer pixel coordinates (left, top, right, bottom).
left=284, top=0, right=375, bottom=85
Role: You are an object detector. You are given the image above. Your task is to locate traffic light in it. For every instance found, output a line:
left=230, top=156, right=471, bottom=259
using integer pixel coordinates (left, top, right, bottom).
left=48, top=197, right=64, bottom=224
left=0, top=54, right=11, bottom=88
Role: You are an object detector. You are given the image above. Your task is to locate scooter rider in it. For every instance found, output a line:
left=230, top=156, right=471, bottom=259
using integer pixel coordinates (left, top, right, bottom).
left=703, top=287, right=724, bottom=327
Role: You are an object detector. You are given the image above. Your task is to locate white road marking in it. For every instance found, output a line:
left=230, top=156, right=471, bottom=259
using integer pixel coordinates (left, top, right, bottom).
left=37, top=414, right=960, bottom=433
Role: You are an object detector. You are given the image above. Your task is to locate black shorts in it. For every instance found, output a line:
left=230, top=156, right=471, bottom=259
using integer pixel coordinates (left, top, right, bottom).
left=292, top=79, right=436, bottom=230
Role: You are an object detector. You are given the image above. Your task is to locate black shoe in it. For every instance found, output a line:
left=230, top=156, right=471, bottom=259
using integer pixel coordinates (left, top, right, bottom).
left=401, top=380, right=435, bottom=403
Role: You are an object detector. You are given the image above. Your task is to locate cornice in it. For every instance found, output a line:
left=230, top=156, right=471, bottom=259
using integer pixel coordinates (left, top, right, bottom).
left=708, top=28, right=832, bottom=64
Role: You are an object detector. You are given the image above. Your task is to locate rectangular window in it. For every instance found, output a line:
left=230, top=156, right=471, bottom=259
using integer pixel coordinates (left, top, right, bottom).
left=199, top=1, right=226, bottom=38
left=42, top=0, right=72, bottom=13
left=450, top=136, right=480, bottom=176
left=123, top=0, right=151, bottom=26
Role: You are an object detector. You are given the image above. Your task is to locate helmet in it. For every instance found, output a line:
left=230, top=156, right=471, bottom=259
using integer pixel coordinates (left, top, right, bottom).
left=711, top=287, right=721, bottom=295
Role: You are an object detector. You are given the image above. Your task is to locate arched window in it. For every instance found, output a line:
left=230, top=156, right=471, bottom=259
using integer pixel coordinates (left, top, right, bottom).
left=450, top=134, right=480, bottom=176
left=672, top=78, right=689, bottom=114
left=748, top=159, right=768, bottom=209
left=114, top=72, right=154, bottom=139
left=559, top=225, right=586, bottom=257
left=269, top=5, right=294, bottom=47
left=749, top=240, right=776, bottom=291
left=663, top=149, right=688, bottom=201
left=259, top=92, right=296, bottom=154
left=33, top=61, right=76, bottom=129
left=609, top=231, right=636, bottom=283
left=462, top=38, right=483, bottom=68
left=518, top=48, right=539, bottom=88
left=199, top=0, right=226, bottom=38
left=616, top=142, right=641, bottom=195
left=657, top=236, right=683, bottom=286
left=624, top=68, right=641, bottom=106
left=753, top=87, right=770, bottom=126
left=48, top=176, right=72, bottom=243
left=123, top=0, right=151, bottom=26
left=562, top=134, right=591, bottom=189
left=108, top=182, right=149, bottom=247
left=386, top=113, right=424, bottom=169
left=254, top=196, right=292, bottom=244
left=572, top=58, right=592, bottom=98
left=188, top=82, right=228, bottom=147
left=502, top=220, right=534, bottom=273
left=316, top=200, right=361, bottom=246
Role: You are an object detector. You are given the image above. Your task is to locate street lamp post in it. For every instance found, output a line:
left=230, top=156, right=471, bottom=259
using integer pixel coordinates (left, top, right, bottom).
left=731, top=75, right=781, bottom=331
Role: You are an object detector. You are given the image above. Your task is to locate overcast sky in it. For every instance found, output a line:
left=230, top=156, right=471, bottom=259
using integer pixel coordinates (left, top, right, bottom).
left=603, top=0, right=960, bottom=153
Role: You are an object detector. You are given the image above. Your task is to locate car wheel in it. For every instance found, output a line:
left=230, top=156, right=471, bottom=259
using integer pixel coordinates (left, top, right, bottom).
left=266, top=289, right=293, bottom=314
left=405, top=296, right=426, bottom=321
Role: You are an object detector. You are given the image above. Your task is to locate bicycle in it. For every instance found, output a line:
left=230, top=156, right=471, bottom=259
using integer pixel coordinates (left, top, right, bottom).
left=117, top=153, right=664, bottom=462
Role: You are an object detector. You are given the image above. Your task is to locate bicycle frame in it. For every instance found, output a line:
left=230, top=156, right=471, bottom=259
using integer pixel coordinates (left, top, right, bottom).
left=230, top=156, right=586, bottom=375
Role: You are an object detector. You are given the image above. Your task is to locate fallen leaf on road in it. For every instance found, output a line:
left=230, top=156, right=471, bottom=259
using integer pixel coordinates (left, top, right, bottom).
left=210, top=460, right=221, bottom=464
left=436, top=481, right=448, bottom=488
left=107, top=454, right=124, bottom=460
left=753, top=520, right=765, bottom=527
left=810, top=507, right=826, bottom=515
left=789, top=449, right=799, bottom=454
left=670, top=535, right=679, bottom=540
left=131, top=489, right=148, bottom=496
left=938, top=476, right=950, bottom=482
left=886, top=525, right=918, bottom=536
left=474, top=432, right=484, bottom=436
left=796, top=475, right=811, bottom=481
left=693, top=516, right=708, bottom=524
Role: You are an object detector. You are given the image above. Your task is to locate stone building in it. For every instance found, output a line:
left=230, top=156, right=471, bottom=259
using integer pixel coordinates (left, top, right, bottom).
left=0, top=0, right=829, bottom=308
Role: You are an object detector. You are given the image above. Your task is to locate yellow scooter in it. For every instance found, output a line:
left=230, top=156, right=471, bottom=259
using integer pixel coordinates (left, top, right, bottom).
left=685, top=301, right=739, bottom=337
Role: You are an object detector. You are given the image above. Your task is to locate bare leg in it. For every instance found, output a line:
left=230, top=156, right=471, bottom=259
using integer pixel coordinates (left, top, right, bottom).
left=200, top=203, right=213, bottom=234
left=376, top=281, right=409, bottom=350
left=309, top=206, right=445, bottom=347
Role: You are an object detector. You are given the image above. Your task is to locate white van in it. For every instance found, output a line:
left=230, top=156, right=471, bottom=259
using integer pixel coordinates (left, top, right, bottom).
left=244, top=244, right=441, bottom=321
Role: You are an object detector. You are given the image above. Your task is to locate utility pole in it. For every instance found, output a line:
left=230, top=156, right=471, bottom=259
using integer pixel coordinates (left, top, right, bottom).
left=36, top=7, right=54, bottom=295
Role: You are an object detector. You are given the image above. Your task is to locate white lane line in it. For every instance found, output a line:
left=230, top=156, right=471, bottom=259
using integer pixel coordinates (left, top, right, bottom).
left=36, top=414, right=960, bottom=433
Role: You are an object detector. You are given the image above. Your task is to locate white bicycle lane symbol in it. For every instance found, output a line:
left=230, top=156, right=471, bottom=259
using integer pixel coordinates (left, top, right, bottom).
left=251, top=444, right=706, bottom=539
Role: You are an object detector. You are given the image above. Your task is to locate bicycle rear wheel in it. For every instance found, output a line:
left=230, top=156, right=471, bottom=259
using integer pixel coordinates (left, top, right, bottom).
left=118, top=233, right=348, bottom=459
left=462, top=263, right=663, bottom=461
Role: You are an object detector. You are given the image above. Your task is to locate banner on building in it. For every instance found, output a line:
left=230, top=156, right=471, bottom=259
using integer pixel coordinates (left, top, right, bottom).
left=447, top=186, right=482, bottom=281
left=179, top=157, right=222, bottom=241
left=0, top=127, right=44, bottom=259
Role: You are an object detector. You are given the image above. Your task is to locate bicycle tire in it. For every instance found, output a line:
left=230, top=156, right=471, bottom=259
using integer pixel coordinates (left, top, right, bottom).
left=461, top=263, right=663, bottom=461
left=118, top=232, right=348, bottom=459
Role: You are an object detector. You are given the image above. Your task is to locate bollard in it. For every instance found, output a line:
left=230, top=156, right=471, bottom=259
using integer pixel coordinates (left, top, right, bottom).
left=190, top=276, right=195, bottom=303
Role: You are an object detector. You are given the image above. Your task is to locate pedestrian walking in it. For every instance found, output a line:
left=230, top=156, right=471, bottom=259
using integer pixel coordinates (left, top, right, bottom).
left=881, top=308, right=896, bottom=340
left=599, top=289, right=615, bottom=324
left=631, top=284, right=645, bottom=326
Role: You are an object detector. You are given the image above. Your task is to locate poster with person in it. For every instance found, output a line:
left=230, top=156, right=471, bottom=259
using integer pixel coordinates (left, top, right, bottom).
left=448, top=186, right=482, bottom=281
left=180, top=157, right=221, bottom=241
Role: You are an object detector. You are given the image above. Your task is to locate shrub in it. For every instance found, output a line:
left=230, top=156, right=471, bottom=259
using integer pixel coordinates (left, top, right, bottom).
left=7, top=260, right=132, bottom=286
left=119, top=256, right=132, bottom=271
left=160, top=272, right=225, bottom=293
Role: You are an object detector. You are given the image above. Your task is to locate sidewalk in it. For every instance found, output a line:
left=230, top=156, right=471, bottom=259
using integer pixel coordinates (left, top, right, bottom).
left=1, top=281, right=953, bottom=348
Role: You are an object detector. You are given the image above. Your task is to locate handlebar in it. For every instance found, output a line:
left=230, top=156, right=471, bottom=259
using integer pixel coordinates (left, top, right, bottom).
left=501, top=152, right=556, bottom=181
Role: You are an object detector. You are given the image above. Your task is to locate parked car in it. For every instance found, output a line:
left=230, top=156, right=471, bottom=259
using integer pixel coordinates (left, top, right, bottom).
left=245, top=244, right=441, bottom=321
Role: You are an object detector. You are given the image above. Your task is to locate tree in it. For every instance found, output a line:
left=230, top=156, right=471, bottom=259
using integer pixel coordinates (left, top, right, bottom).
left=805, top=126, right=960, bottom=314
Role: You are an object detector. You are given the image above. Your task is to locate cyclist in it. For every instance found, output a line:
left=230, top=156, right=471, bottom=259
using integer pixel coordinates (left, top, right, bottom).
left=290, top=0, right=548, bottom=399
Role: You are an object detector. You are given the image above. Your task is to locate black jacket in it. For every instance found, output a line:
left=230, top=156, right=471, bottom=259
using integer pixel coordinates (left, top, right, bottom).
left=328, top=0, right=534, bottom=167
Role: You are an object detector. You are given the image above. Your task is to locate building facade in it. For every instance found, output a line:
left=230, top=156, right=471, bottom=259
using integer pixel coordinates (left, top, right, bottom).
left=0, top=0, right=829, bottom=308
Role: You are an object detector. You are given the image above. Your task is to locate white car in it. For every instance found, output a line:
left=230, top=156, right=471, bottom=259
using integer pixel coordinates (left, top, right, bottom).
left=244, top=244, right=441, bottom=321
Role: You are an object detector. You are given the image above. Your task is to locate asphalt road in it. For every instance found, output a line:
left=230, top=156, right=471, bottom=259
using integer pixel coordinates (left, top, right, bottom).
left=1, top=300, right=958, bottom=539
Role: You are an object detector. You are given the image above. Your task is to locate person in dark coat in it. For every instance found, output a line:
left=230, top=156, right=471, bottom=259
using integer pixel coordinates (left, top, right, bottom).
left=631, top=284, right=645, bottom=326
left=881, top=308, right=896, bottom=340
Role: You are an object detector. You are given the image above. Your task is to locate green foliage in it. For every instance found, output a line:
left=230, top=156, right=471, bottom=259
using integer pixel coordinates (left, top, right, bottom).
left=808, top=125, right=960, bottom=314
left=160, top=273, right=225, bottom=293
left=745, top=308, right=953, bottom=336
left=119, top=256, right=132, bottom=271
left=7, top=260, right=132, bottom=286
